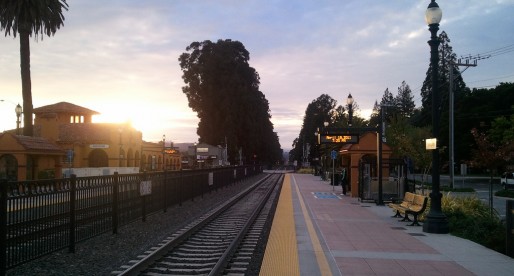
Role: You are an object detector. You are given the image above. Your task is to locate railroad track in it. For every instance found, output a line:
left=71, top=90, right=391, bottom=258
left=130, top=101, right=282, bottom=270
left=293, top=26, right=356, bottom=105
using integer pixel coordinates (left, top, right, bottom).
left=112, top=173, right=283, bottom=275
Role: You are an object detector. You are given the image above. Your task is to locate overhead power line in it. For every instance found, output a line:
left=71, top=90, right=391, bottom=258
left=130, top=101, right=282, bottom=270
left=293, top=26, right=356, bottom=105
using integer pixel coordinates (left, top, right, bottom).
left=460, top=43, right=514, bottom=60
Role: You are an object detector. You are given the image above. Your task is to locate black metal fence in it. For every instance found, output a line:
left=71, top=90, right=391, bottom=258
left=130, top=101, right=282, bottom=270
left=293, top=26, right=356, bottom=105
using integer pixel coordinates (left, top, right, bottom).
left=507, top=200, right=514, bottom=258
left=0, top=165, right=261, bottom=273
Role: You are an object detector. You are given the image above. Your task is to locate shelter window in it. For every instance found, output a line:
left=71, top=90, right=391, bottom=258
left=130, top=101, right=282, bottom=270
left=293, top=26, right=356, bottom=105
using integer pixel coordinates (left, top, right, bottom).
left=70, top=115, right=84, bottom=123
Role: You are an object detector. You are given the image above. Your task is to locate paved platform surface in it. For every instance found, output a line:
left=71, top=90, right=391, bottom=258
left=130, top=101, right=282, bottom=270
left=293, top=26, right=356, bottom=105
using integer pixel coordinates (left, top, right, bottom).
left=260, top=173, right=514, bottom=276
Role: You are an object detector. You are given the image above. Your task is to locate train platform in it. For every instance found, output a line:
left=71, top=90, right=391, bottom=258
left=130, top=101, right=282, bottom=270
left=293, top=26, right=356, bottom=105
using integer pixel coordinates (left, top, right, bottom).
left=259, top=173, right=514, bottom=276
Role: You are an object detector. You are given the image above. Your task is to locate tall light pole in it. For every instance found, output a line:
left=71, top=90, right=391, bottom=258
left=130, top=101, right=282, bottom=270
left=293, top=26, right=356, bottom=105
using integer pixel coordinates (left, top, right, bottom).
left=423, top=0, right=449, bottom=234
left=162, top=134, right=166, bottom=171
left=347, top=94, right=354, bottom=127
left=15, top=104, right=23, bottom=135
left=118, top=128, right=123, bottom=168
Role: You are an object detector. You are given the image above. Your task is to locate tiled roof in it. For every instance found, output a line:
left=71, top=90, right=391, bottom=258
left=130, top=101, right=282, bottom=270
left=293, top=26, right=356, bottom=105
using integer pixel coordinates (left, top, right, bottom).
left=34, top=102, right=99, bottom=115
left=14, top=135, right=64, bottom=154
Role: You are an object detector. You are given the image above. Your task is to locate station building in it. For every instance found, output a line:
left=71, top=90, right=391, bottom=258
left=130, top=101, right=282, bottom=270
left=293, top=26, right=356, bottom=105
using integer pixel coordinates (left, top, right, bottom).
left=0, top=102, right=182, bottom=181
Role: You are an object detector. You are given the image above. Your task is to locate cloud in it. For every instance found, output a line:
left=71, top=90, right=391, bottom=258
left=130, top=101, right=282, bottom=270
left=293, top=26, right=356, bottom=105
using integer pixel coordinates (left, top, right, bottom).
left=1, top=0, right=513, bottom=152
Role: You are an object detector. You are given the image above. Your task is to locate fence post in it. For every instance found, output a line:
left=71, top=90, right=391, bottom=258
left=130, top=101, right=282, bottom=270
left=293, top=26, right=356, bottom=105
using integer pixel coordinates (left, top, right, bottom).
left=141, top=172, right=147, bottom=222
left=178, top=171, right=183, bottom=206
left=112, top=172, right=119, bottom=234
left=0, top=180, right=8, bottom=275
left=163, top=170, right=167, bottom=213
left=507, top=200, right=514, bottom=258
left=68, top=174, right=76, bottom=253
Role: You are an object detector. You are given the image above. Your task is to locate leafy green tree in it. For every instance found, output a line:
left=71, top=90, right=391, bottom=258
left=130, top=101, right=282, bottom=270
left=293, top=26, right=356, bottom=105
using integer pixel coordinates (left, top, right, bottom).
left=179, top=39, right=282, bottom=165
left=386, top=117, right=432, bottom=179
left=1, top=0, right=69, bottom=136
left=289, top=94, right=343, bottom=165
left=455, top=82, right=514, bottom=163
left=489, top=115, right=514, bottom=146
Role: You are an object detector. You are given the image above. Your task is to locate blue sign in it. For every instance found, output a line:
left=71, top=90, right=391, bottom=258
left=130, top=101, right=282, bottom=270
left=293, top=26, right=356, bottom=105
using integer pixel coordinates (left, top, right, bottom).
left=331, top=150, right=337, bottom=160
left=67, top=149, right=74, bottom=162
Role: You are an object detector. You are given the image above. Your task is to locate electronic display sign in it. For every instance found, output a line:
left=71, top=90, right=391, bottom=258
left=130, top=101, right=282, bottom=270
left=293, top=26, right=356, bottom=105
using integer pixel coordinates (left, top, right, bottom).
left=319, top=134, right=359, bottom=144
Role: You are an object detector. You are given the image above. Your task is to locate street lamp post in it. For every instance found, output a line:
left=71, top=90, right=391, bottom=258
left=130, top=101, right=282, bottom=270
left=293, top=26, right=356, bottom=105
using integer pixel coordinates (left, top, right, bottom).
left=423, top=0, right=449, bottom=234
left=323, top=121, right=329, bottom=179
left=347, top=94, right=354, bottom=127
left=162, top=134, right=166, bottom=171
left=118, top=128, right=123, bottom=168
left=15, top=104, right=23, bottom=135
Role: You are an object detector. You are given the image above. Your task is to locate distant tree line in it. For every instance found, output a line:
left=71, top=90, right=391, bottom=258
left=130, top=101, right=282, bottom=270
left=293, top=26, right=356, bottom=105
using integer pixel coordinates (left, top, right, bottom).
left=289, top=31, right=514, bottom=176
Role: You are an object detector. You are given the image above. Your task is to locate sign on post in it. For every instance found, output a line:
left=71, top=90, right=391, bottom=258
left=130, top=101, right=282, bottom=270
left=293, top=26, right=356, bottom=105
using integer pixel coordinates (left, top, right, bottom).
left=140, top=180, right=152, bottom=196
left=331, top=150, right=337, bottom=160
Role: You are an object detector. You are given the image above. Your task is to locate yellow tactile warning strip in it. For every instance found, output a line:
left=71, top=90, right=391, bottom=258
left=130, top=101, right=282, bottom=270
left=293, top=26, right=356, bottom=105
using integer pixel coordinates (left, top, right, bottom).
left=293, top=174, right=333, bottom=276
left=259, top=174, right=300, bottom=276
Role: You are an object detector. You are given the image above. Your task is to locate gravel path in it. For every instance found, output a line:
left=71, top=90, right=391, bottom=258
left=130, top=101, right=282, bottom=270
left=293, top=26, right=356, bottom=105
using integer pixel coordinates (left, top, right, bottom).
left=6, top=175, right=263, bottom=276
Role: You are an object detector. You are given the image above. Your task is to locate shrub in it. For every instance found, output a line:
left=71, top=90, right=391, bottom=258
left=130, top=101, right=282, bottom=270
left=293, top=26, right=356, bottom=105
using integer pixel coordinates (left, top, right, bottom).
left=441, top=193, right=506, bottom=254
left=441, top=186, right=475, bottom=192
left=495, top=189, right=514, bottom=198
left=37, top=170, right=55, bottom=180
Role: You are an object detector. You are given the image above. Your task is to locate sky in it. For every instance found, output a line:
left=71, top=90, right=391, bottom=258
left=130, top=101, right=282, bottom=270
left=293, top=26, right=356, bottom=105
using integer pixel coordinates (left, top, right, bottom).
left=1, top=0, right=513, bottom=151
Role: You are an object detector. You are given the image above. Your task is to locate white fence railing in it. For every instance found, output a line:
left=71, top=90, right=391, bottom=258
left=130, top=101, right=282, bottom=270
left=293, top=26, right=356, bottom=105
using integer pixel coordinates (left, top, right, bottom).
left=62, top=167, right=140, bottom=178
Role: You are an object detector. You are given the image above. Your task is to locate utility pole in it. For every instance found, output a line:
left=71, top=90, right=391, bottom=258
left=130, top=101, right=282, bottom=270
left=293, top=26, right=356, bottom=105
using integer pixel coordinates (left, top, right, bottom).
left=449, top=59, right=477, bottom=188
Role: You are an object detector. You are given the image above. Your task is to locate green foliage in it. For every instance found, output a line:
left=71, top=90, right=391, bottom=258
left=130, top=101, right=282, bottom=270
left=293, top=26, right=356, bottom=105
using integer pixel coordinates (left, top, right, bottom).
left=495, top=189, right=514, bottom=198
left=453, top=83, right=514, bottom=163
left=37, top=170, right=55, bottom=180
left=0, top=0, right=69, bottom=38
left=179, top=39, right=282, bottom=165
left=440, top=186, right=475, bottom=192
left=470, top=127, right=512, bottom=173
left=289, top=94, right=344, bottom=164
left=432, top=194, right=506, bottom=254
left=385, top=117, right=432, bottom=171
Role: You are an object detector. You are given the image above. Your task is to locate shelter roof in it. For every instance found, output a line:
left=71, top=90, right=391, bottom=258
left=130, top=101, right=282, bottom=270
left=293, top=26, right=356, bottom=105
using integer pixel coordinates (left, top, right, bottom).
left=0, top=133, right=64, bottom=155
left=34, top=102, right=99, bottom=115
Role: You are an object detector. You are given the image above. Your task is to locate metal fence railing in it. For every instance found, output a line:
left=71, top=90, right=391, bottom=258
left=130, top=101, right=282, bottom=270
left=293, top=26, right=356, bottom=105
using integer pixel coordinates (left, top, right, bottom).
left=0, top=165, right=262, bottom=273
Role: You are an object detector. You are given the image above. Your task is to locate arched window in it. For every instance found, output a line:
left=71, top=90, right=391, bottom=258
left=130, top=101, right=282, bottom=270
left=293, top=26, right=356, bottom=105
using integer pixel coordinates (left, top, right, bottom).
left=0, top=154, right=18, bottom=181
left=140, top=154, right=146, bottom=170
left=134, top=151, right=140, bottom=167
left=127, top=148, right=134, bottom=167
left=88, top=149, right=108, bottom=167
left=119, top=149, right=126, bottom=167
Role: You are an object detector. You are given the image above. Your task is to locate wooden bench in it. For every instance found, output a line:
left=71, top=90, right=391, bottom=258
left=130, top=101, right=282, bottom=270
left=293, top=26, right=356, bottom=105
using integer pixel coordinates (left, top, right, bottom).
left=388, top=192, right=428, bottom=226
left=388, top=192, right=415, bottom=218
left=405, top=195, right=428, bottom=226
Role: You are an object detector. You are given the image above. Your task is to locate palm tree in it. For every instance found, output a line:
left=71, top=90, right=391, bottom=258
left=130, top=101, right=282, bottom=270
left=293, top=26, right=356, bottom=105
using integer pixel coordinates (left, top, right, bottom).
left=0, top=0, right=69, bottom=136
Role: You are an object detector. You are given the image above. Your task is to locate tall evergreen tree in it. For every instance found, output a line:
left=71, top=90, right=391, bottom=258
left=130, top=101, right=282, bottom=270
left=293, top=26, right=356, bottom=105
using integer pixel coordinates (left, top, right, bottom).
left=369, top=100, right=381, bottom=128
left=380, top=88, right=394, bottom=106
left=418, top=31, right=468, bottom=169
left=419, top=31, right=467, bottom=127
left=179, top=39, right=282, bottom=165
left=395, top=81, right=415, bottom=118
left=378, top=88, right=397, bottom=124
